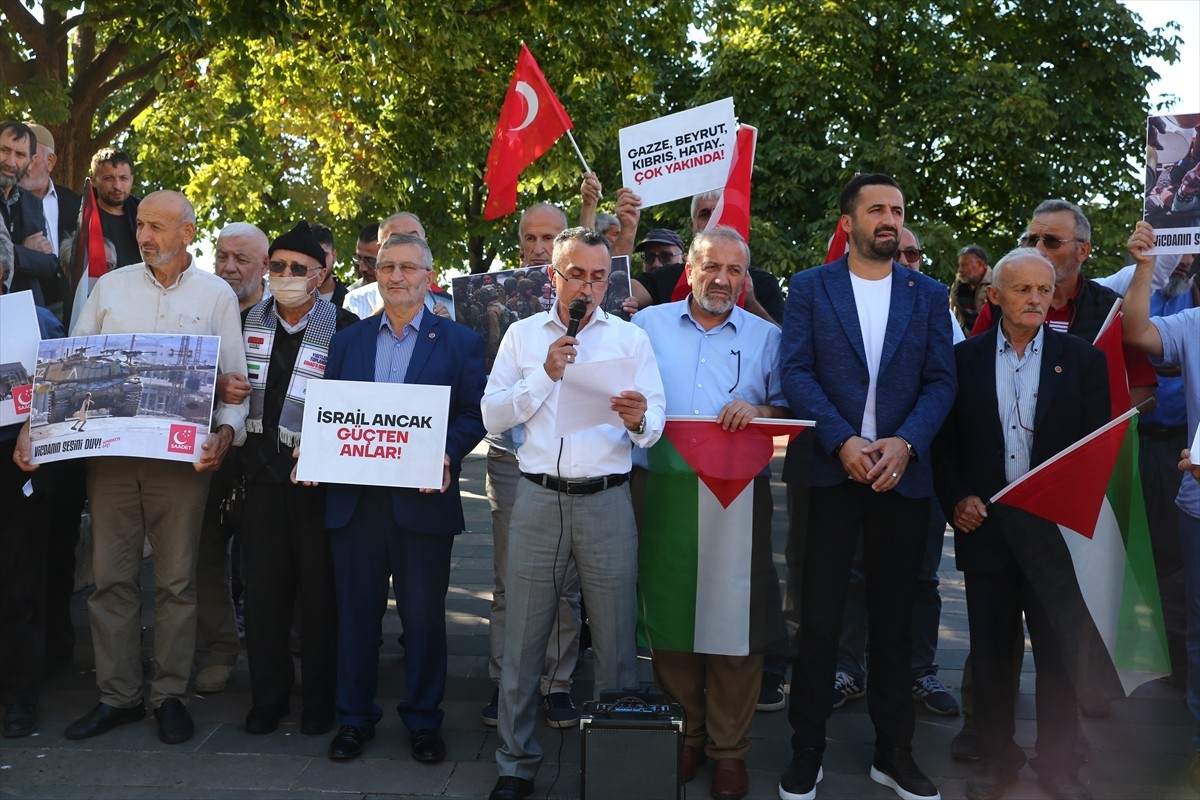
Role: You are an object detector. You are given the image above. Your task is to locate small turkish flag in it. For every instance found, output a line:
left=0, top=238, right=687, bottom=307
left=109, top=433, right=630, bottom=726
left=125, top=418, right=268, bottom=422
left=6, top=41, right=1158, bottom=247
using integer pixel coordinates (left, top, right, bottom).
left=483, top=44, right=573, bottom=220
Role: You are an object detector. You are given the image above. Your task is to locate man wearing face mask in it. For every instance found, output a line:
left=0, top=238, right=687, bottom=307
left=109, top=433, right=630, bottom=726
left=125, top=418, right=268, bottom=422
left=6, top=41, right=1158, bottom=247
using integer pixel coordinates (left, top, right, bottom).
left=230, top=222, right=357, bottom=735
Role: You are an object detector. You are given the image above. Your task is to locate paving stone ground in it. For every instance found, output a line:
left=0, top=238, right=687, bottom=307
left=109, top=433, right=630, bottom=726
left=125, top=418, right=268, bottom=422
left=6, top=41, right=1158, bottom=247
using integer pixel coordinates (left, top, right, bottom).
left=1, top=444, right=1194, bottom=799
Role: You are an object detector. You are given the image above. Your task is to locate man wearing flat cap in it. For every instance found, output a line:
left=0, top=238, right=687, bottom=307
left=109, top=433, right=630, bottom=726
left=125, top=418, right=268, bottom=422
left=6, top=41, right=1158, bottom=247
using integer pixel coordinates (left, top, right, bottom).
left=219, top=222, right=356, bottom=735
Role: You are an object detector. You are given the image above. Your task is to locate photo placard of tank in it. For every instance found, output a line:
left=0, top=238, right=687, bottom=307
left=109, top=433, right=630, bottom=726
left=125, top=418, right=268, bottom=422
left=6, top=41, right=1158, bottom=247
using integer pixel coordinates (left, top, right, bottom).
left=28, top=333, right=220, bottom=465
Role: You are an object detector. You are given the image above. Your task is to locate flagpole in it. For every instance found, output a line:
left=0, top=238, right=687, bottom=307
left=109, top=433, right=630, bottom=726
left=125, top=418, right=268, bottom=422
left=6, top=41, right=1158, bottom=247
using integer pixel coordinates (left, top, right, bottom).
left=565, top=131, right=591, bottom=175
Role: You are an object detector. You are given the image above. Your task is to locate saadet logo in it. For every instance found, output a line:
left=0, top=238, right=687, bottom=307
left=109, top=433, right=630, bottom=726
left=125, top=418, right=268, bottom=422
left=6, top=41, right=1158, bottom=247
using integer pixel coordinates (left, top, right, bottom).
left=167, top=424, right=197, bottom=454
left=11, top=384, right=32, bottom=415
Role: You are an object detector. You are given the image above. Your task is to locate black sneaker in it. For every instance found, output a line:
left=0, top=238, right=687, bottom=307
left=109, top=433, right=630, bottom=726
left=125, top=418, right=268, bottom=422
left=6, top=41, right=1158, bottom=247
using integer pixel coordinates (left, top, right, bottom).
left=778, top=748, right=823, bottom=800
left=481, top=686, right=499, bottom=727
left=832, top=671, right=865, bottom=709
left=870, top=748, right=940, bottom=800
left=540, top=692, right=578, bottom=728
left=911, top=672, right=960, bottom=716
left=757, top=672, right=787, bottom=712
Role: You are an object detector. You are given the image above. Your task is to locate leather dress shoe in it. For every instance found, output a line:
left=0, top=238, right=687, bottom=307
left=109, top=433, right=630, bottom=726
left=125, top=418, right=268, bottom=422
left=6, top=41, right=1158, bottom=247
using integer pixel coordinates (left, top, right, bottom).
left=1036, top=773, right=1092, bottom=800
left=244, top=705, right=289, bottom=735
left=966, top=763, right=1019, bottom=800
left=681, top=744, right=707, bottom=783
left=411, top=728, right=446, bottom=762
left=328, top=724, right=374, bottom=760
left=2, top=703, right=36, bottom=738
left=64, top=702, right=145, bottom=740
left=711, top=758, right=748, bottom=800
left=154, top=698, right=194, bottom=744
left=489, top=775, right=534, bottom=800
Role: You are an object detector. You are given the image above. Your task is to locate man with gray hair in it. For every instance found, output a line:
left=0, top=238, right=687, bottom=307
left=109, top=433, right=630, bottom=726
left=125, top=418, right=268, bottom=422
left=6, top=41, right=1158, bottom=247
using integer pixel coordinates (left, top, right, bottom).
left=19, top=123, right=81, bottom=260
left=482, top=227, right=666, bottom=800
left=214, top=222, right=269, bottom=312
left=935, top=246, right=1109, bottom=800
left=14, top=190, right=248, bottom=746
left=952, top=245, right=992, bottom=336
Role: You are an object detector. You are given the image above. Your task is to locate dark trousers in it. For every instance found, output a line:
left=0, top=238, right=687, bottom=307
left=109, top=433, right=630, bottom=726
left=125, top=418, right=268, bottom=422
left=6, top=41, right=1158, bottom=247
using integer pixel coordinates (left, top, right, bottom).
left=0, top=438, right=48, bottom=705
left=788, top=481, right=927, bottom=754
left=1139, top=429, right=1188, bottom=678
left=966, top=557, right=1080, bottom=776
left=329, top=487, right=454, bottom=732
left=242, top=481, right=336, bottom=721
left=44, top=459, right=85, bottom=668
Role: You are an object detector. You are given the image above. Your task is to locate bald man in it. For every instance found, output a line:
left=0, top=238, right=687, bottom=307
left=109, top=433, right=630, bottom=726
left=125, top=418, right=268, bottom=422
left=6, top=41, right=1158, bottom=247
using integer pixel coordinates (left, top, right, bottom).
left=15, top=191, right=249, bottom=746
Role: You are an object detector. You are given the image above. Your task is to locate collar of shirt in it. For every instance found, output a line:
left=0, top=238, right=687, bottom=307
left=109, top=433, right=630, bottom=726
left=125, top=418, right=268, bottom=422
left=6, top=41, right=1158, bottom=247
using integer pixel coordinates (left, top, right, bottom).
left=680, top=299, right=739, bottom=335
left=140, top=253, right=196, bottom=290
left=1047, top=275, right=1085, bottom=323
left=46, top=181, right=58, bottom=201
left=2, top=186, right=19, bottom=212
left=274, top=302, right=313, bottom=335
left=996, top=323, right=1045, bottom=359
left=379, top=304, right=425, bottom=341
left=539, top=303, right=614, bottom=335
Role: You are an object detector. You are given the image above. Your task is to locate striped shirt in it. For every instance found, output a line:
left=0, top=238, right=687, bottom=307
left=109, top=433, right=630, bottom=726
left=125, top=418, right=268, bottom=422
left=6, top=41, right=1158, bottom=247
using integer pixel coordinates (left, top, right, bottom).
left=996, top=325, right=1044, bottom=483
left=374, top=306, right=425, bottom=384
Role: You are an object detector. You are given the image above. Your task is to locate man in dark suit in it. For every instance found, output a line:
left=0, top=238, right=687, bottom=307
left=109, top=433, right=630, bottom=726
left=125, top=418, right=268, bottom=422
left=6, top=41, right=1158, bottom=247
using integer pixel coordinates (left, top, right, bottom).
left=319, top=233, right=486, bottom=765
left=20, top=124, right=81, bottom=257
left=934, top=248, right=1109, bottom=800
left=0, top=121, right=61, bottom=308
left=779, top=173, right=956, bottom=800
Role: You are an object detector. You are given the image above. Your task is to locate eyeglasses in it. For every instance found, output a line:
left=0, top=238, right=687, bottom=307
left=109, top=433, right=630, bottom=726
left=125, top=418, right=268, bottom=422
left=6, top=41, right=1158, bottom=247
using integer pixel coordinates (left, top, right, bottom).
left=1019, top=234, right=1085, bottom=250
left=352, top=254, right=377, bottom=269
left=640, top=250, right=681, bottom=266
left=268, top=260, right=313, bottom=276
left=896, top=247, right=923, bottom=263
left=376, top=262, right=429, bottom=278
left=554, top=268, right=610, bottom=290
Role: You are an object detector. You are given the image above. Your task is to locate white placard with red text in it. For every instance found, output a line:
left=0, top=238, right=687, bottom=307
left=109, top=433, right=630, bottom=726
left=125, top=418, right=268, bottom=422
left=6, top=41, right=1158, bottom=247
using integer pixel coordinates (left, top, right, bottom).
left=619, top=98, right=737, bottom=209
left=296, top=379, right=450, bottom=489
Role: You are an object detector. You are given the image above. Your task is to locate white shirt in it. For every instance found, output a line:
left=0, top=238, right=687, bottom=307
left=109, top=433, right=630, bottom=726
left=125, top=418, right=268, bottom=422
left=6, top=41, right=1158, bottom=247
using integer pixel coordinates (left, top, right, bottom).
left=482, top=308, right=666, bottom=478
left=73, top=256, right=250, bottom=444
left=850, top=271, right=892, bottom=441
left=40, top=181, right=60, bottom=255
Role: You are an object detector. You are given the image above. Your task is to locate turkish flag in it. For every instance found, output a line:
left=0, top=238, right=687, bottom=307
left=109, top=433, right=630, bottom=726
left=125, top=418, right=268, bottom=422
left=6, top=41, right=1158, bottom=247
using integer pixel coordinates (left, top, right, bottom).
left=64, top=178, right=109, bottom=331
left=483, top=44, right=573, bottom=220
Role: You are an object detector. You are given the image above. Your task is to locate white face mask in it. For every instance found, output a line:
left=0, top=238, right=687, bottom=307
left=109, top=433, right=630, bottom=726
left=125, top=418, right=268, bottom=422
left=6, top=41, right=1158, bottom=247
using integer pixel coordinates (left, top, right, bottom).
left=269, top=275, right=313, bottom=308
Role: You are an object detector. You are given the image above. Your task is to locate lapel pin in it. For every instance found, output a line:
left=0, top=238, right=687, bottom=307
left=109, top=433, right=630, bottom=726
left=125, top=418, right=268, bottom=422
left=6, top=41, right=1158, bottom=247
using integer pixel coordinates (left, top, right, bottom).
left=1054, top=365, right=1062, bottom=373
left=428, top=332, right=436, bottom=339
left=907, top=280, right=914, bottom=287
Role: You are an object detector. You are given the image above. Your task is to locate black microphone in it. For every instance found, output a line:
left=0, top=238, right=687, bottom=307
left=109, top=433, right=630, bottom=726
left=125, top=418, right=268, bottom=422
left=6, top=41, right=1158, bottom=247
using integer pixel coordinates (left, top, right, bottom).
left=566, top=297, right=588, bottom=339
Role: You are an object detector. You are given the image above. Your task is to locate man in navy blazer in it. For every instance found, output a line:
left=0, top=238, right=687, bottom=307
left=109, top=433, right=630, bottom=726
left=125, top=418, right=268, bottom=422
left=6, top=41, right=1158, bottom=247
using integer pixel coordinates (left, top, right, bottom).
left=933, top=249, right=1108, bottom=800
left=778, top=174, right=956, bottom=800
left=319, top=233, right=486, bottom=765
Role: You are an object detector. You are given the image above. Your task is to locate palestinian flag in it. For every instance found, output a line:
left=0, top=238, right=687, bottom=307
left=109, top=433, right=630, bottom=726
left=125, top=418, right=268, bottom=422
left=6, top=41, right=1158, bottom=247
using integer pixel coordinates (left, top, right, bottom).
left=992, top=405, right=1170, bottom=697
left=65, top=179, right=108, bottom=334
left=637, top=417, right=809, bottom=655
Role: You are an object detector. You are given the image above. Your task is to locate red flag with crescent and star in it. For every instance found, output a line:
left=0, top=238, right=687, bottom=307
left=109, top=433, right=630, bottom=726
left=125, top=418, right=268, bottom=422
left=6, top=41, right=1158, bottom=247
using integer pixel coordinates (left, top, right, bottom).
left=483, top=44, right=573, bottom=220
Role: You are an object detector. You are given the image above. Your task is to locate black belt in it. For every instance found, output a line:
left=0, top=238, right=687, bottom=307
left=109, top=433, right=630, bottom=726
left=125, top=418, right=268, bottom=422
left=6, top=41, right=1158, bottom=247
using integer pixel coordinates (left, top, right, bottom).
left=1139, top=424, right=1187, bottom=440
left=522, top=472, right=629, bottom=496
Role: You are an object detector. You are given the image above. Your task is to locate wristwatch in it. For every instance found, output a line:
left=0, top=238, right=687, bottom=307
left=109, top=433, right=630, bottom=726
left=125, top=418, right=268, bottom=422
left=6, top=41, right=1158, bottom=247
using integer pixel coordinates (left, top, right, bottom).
left=632, top=415, right=646, bottom=435
left=898, top=436, right=916, bottom=459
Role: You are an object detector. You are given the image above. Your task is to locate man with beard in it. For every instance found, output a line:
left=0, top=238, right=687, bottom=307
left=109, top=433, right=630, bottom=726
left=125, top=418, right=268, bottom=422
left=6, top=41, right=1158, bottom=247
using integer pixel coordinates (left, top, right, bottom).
left=89, top=147, right=140, bottom=269
left=0, top=121, right=60, bottom=307
left=632, top=226, right=788, bottom=800
left=14, top=191, right=248, bottom=746
left=214, top=223, right=269, bottom=313
left=778, top=173, right=955, bottom=800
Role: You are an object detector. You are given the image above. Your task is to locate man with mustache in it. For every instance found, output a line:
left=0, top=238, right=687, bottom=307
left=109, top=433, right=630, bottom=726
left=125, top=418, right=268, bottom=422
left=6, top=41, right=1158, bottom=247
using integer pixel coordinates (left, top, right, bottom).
left=0, top=121, right=60, bottom=308
left=778, top=173, right=955, bottom=800
left=631, top=225, right=788, bottom=800
left=934, top=248, right=1109, bottom=800
left=89, top=147, right=140, bottom=269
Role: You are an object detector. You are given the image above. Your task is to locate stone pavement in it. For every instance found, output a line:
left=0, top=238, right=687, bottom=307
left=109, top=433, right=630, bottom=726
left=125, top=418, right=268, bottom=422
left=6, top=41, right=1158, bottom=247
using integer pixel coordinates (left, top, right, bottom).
left=1, top=444, right=1195, bottom=799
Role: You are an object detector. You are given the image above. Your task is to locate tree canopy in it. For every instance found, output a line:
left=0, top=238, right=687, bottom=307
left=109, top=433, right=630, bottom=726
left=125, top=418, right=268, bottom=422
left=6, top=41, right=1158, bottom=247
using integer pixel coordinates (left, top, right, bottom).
left=2, top=0, right=1179, bottom=282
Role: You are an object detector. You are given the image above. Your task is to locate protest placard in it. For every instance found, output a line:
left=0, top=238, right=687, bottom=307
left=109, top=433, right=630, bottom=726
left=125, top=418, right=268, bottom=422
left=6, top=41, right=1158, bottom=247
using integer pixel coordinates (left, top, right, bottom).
left=619, top=98, right=737, bottom=209
left=295, top=379, right=451, bottom=489
left=452, top=257, right=632, bottom=371
left=0, top=290, right=39, bottom=428
left=1144, top=112, right=1200, bottom=255
left=28, top=333, right=218, bottom=465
